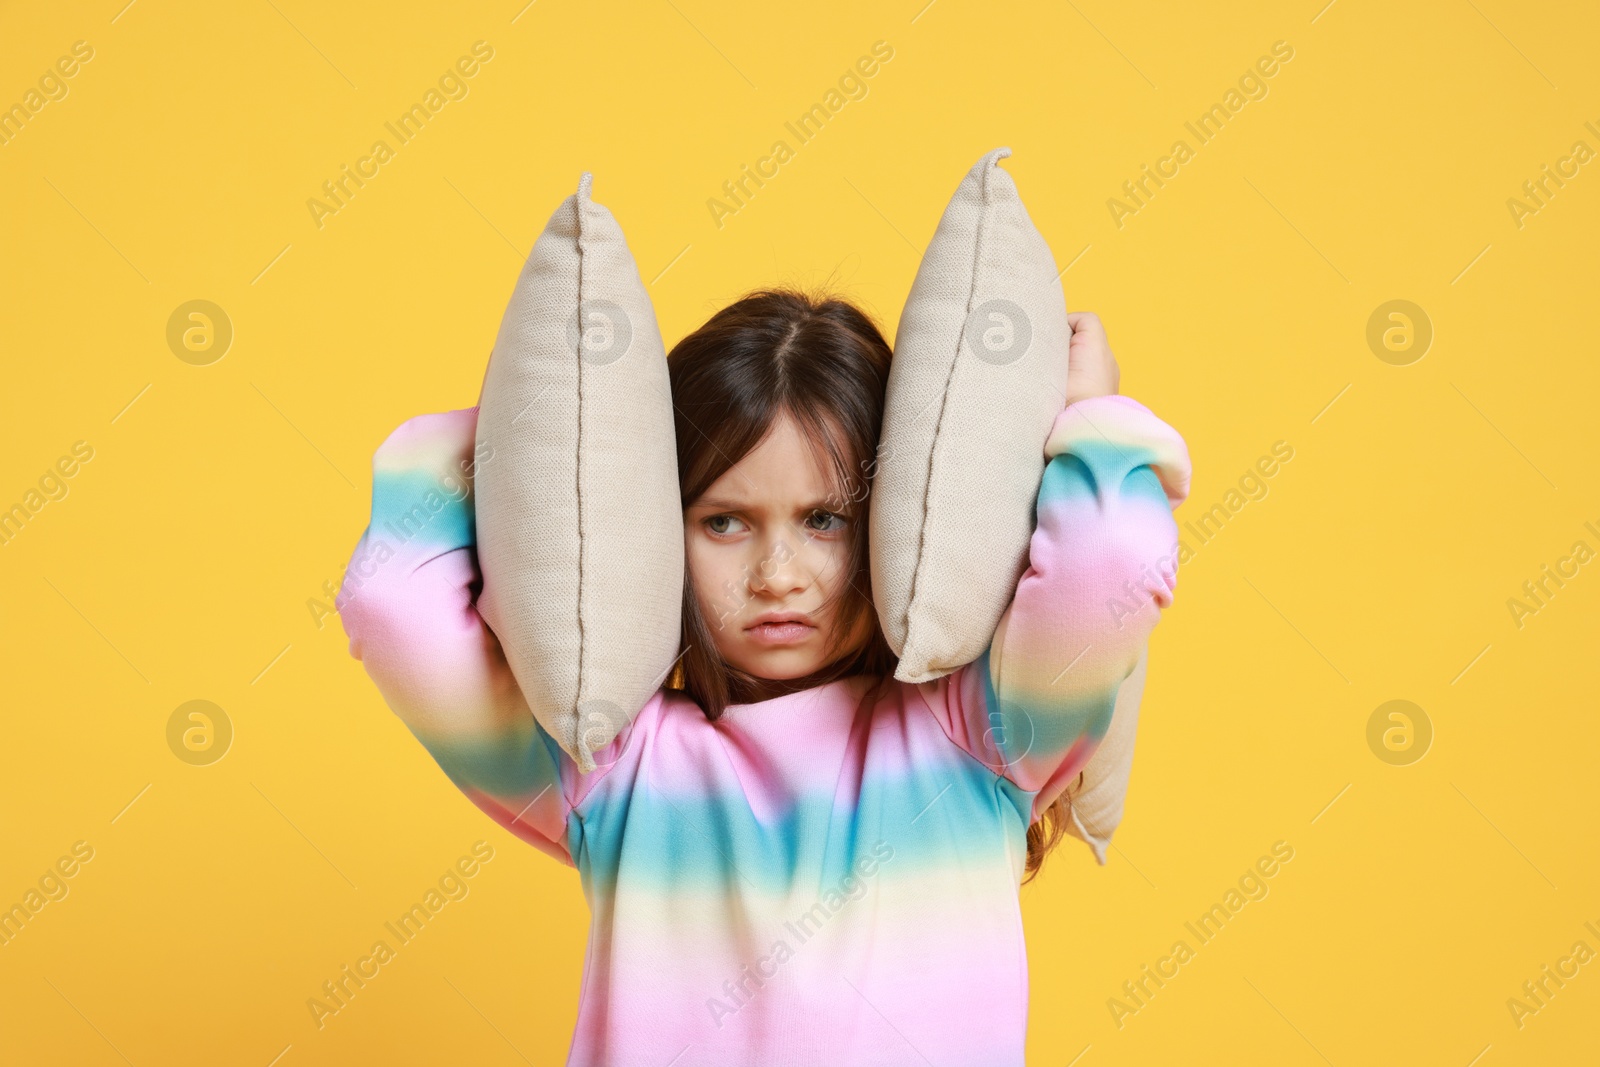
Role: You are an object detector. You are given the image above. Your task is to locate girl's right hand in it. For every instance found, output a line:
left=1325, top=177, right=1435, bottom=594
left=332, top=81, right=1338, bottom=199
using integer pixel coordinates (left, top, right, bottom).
left=1062, top=311, right=1121, bottom=408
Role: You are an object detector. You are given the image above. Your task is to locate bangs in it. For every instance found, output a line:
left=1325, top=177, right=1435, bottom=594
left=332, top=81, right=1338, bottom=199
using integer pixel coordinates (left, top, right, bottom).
left=785, top=403, right=863, bottom=517
left=683, top=399, right=861, bottom=520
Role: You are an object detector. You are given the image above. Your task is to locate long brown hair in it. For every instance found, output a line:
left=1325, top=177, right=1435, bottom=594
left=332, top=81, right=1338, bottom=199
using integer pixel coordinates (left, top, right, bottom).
left=662, top=286, right=1069, bottom=882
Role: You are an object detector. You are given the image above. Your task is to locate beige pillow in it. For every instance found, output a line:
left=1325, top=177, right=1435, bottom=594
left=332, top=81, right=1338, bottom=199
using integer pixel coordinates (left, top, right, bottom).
left=870, top=147, right=1072, bottom=683
left=474, top=172, right=684, bottom=773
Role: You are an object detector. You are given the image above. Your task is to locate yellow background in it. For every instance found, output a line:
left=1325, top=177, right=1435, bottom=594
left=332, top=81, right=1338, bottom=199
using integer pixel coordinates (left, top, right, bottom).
left=3, top=0, right=1597, bottom=1063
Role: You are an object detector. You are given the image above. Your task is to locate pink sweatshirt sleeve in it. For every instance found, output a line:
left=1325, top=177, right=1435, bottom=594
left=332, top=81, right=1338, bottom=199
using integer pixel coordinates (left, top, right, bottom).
left=921, top=393, right=1191, bottom=826
left=335, top=407, right=584, bottom=867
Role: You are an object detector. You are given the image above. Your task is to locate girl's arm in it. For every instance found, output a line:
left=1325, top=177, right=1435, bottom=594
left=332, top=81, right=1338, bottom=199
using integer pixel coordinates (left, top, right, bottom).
left=1057, top=643, right=1147, bottom=865
left=922, top=392, right=1191, bottom=831
left=336, top=407, right=588, bottom=867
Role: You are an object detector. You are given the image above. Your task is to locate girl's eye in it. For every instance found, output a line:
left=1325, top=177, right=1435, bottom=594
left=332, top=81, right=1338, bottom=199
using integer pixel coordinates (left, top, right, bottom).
left=804, top=509, right=846, bottom=535
left=702, top=512, right=844, bottom=537
left=705, top=515, right=746, bottom=536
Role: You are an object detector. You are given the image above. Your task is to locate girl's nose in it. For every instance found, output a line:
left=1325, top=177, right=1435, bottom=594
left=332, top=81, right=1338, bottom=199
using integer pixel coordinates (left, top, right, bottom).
left=747, top=535, right=807, bottom=597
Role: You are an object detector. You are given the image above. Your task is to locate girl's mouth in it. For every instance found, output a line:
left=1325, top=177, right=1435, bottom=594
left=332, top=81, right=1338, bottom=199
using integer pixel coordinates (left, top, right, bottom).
left=745, top=621, right=815, bottom=646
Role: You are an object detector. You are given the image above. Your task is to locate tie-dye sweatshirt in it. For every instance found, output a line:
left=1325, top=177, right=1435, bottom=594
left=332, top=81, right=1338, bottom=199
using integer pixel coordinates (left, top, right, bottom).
left=337, top=394, right=1190, bottom=1067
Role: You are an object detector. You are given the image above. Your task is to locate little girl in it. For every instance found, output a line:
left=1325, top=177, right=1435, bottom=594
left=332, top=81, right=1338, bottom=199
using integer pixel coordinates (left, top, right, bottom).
left=338, top=288, right=1191, bottom=1066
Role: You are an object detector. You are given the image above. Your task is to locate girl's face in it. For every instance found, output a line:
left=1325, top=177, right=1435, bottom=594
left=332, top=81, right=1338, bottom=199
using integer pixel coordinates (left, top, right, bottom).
left=684, top=410, right=872, bottom=683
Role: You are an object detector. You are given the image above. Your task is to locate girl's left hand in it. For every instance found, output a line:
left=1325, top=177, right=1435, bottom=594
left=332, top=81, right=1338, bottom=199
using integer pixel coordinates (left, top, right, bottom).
left=1063, top=311, right=1121, bottom=407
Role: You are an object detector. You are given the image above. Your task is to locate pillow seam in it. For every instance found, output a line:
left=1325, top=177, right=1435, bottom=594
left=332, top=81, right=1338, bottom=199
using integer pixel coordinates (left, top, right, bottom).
left=573, top=184, right=590, bottom=769
left=901, top=164, right=994, bottom=676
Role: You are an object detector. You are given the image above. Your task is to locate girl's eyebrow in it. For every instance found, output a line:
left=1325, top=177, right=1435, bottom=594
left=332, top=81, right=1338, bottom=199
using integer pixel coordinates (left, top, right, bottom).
left=690, top=497, right=846, bottom=514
